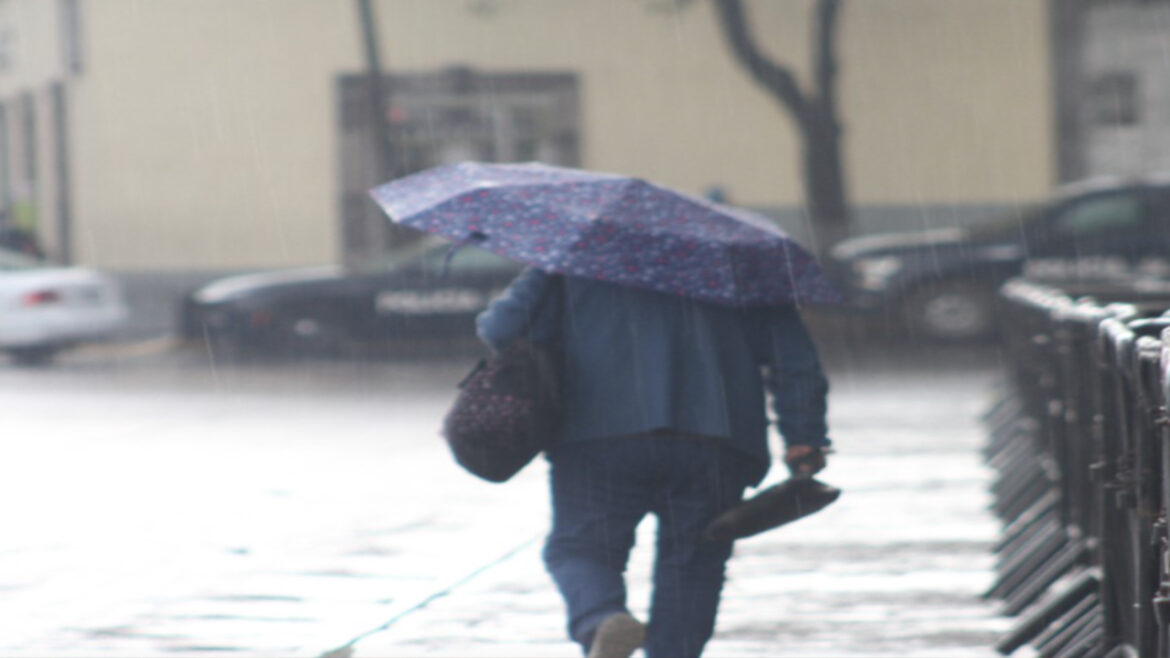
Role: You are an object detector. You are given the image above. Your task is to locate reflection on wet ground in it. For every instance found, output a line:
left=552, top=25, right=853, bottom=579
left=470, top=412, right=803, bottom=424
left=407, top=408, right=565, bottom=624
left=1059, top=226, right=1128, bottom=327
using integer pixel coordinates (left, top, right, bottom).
left=0, top=340, right=1008, bottom=656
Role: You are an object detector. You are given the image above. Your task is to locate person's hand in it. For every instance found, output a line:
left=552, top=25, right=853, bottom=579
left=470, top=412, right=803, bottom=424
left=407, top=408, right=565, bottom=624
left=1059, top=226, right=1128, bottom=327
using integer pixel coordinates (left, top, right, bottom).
left=784, top=445, right=828, bottom=477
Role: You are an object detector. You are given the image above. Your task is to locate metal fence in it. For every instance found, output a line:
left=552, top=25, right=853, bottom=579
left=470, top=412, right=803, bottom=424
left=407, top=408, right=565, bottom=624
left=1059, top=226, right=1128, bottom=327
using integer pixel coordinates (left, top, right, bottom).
left=986, top=278, right=1170, bottom=658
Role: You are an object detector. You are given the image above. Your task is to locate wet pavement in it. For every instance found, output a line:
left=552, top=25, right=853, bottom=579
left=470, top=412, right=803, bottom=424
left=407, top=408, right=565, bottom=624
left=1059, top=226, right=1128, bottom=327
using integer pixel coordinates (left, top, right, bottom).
left=0, top=341, right=1011, bottom=657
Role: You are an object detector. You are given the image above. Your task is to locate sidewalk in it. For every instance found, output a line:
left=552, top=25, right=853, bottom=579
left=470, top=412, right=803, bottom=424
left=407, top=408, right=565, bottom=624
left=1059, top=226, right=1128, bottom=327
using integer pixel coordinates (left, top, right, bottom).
left=0, top=347, right=1011, bottom=657
left=335, top=351, right=1012, bottom=657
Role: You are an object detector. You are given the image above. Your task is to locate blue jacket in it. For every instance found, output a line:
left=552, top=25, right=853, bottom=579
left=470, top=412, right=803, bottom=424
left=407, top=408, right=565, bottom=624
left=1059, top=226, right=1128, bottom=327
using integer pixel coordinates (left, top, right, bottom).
left=476, top=267, right=831, bottom=484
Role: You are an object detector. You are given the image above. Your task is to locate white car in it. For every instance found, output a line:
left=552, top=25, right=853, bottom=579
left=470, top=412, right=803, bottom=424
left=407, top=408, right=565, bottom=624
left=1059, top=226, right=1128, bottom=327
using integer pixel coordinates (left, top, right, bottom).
left=0, top=247, right=129, bottom=365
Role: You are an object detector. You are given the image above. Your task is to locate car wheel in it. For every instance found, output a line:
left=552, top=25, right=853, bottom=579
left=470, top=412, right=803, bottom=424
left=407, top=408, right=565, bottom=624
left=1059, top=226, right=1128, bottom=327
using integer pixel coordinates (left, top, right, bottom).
left=275, top=309, right=350, bottom=357
left=5, top=346, right=59, bottom=367
left=902, top=282, right=997, bottom=342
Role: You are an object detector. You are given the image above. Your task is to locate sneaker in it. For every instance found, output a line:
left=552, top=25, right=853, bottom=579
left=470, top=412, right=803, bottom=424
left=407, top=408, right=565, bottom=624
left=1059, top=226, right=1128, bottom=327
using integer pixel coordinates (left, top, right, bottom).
left=587, top=612, right=646, bottom=658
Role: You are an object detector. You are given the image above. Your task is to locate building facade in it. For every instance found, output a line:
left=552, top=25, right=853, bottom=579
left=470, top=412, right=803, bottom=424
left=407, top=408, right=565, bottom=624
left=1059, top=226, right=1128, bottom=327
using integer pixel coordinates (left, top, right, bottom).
left=54, top=0, right=1052, bottom=271
left=1, top=0, right=1065, bottom=336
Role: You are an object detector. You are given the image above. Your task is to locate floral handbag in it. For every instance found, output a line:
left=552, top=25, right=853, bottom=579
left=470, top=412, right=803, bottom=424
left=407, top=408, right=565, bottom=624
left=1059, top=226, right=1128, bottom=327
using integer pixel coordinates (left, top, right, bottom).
left=441, top=279, right=562, bottom=483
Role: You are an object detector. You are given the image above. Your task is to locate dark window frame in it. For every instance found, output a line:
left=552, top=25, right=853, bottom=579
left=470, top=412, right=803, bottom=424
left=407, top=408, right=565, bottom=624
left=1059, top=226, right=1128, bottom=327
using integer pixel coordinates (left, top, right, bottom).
left=1088, top=71, right=1140, bottom=126
left=336, top=67, right=581, bottom=266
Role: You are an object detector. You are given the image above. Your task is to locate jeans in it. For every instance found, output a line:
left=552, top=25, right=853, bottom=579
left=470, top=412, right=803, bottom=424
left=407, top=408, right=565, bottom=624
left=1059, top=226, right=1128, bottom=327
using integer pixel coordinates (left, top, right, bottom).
left=543, top=433, right=760, bottom=658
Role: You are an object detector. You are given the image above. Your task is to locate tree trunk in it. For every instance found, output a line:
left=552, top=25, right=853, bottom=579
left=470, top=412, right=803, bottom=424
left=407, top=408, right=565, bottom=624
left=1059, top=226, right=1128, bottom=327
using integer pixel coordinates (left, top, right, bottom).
left=804, top=104, right=850, bottom=252
left=713, top=0, right=851, bottom=256
left=355, top=0, right=419, bottom=251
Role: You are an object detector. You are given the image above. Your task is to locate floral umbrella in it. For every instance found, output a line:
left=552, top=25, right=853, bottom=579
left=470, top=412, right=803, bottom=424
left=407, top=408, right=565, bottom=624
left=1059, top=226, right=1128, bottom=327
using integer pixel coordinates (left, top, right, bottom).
left=369, top=161, right=840, bottom=306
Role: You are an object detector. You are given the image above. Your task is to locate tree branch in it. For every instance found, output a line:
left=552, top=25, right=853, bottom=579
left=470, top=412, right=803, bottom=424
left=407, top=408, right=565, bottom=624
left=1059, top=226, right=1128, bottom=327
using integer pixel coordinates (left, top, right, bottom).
left=712, top=0, right=811, bottom=126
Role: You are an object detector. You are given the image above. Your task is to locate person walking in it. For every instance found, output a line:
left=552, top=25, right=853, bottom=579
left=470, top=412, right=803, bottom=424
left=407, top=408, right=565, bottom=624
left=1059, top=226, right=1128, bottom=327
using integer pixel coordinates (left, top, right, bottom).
left=476, top=266, right=832, bottom=658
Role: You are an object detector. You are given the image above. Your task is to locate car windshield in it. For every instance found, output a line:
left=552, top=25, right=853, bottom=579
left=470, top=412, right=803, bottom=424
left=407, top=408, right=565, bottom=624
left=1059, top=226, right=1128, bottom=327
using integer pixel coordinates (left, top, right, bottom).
left=352, top=238, right=519, bottom=277
left=0, top=246, right=47, bottom=271
left=963, top=203, right=1045, bottom=242
left=350, top=238, right=438, bottom=273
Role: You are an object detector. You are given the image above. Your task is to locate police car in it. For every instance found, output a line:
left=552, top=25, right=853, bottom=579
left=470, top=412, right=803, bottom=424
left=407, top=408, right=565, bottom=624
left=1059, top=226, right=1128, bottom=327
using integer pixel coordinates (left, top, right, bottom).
left=826, top=175, right=1170, bottom=340
left=179, top=238, right=522, bottom=357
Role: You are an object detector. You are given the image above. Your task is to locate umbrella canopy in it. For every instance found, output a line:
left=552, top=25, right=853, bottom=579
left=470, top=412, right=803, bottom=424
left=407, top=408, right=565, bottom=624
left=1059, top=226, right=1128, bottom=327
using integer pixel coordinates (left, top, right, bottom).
left=369, top=161, right=840, bottom=306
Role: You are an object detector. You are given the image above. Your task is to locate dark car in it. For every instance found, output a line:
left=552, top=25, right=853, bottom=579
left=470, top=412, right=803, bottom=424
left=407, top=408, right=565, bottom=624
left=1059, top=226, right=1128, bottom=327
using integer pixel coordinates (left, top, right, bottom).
left=826, top=175, right=1170, bottom=340
left=179, top=239, right=523, bottom=357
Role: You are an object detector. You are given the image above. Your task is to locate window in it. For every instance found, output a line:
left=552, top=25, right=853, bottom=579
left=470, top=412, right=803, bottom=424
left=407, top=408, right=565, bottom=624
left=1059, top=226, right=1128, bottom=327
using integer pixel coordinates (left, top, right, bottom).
left=359, top=239, right=520, bottom=277
left=338, top=67, right=580, bottom=265
left=382, top=68, right=580, bottom=172
left=1050, top=193, right=1145, bottom=237
left=425, top=245, right=518, bottom=275
left=1144, top=188, right=1170, bottom=230
left=1088, top=72, right=1139, bottom=126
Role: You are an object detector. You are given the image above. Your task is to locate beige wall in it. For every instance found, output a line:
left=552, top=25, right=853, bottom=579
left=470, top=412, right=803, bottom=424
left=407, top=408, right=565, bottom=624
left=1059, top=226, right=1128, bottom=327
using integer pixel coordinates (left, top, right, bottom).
left=843, top=1, right=1052, bottom=205
left=72, top=0, right=359, bottom=268
left=69, top=0, right=1053, bottom=270
left=0, top=0, right=63, bottom=94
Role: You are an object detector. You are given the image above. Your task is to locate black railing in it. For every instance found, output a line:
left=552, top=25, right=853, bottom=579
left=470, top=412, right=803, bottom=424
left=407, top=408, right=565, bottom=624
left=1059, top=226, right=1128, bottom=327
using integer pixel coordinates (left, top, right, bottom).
left=986, top=278, right=1170, bottom=658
